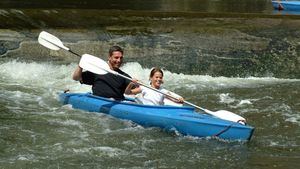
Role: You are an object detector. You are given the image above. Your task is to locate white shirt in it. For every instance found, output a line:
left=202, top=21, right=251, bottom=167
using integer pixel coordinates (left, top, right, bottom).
left=136, top=86, right=168, bottom=105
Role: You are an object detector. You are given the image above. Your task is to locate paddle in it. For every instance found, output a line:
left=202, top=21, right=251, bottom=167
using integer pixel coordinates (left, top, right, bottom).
left=38, top=31, right=81, bottom=57
left=38, top=31, right=246, bottom=124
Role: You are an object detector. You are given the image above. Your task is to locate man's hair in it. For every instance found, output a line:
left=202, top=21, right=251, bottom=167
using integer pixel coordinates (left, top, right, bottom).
left=109, top=45, right=123, bottom=56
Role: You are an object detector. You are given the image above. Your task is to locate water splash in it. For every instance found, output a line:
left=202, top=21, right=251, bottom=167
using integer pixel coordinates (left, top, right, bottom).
left=1, top=60, right=298, bottom=92
left=121, top=62, right=300, bottom=91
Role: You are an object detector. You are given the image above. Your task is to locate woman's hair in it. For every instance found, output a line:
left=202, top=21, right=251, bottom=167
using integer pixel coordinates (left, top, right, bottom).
left=149, top=67, right=164, bottom=78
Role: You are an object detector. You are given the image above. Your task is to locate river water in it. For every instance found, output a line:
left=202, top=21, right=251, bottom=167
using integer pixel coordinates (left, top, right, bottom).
left=1, top=0, right=300, bottom=169
left=0, top=0, right=272, bottom=13
left=0, top=59, right=299, bottom=168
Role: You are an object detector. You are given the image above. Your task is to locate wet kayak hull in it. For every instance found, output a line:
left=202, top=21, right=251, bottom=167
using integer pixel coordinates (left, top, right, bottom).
left=59, top=93, right=254, bottom=141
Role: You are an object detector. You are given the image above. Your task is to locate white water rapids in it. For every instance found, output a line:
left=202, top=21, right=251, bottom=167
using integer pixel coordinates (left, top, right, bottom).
left=0, top=59, right=299, bottom=168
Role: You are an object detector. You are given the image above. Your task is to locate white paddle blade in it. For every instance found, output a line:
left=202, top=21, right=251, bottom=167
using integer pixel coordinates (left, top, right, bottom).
left=205, top=109, right=246, bottom=125
left=79, top=54, right=115, bottom=75
left=38, top=31, right=69, bottom=51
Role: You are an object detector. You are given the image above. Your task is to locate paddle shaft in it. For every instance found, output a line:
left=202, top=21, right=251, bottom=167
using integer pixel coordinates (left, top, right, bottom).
left=74, top=52, right=208, bottom=112
left=68, top=50, right=81, bottom=57
left=43, top=38, right=179, bottom=101
left=118, top=73, right=200, bottom=106
left=112, top=71, right=212, bottom=112
left=112, top=72, right=181, bottom=101
left=115, top=72, right=225, bottom=117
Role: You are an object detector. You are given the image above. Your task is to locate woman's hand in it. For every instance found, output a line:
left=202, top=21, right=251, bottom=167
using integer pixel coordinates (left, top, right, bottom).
left=125, top=78, right=142, bottom=95
left=130, top=78, right=140, bottom=88
left=176, top=97, right=184, bottom=103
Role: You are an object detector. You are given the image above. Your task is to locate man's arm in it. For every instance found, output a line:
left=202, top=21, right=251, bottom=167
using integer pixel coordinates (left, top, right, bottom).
left=72, top=65, right=83, bottom=81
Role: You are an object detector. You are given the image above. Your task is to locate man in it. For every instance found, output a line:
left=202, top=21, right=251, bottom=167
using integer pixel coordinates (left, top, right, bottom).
left=72, top=45, right=132, bottom=100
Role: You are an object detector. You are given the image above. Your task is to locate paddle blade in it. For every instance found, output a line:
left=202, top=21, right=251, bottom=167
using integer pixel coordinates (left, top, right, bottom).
left=79, top=54, right=115, bottom=75
left=38, top=31, right=69, bottom=51
left=205, top=109, right=246, bottom=125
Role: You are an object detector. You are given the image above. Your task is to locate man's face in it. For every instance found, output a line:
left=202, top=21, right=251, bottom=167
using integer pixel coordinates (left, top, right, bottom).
left=108, top=51, right=123, bottom=70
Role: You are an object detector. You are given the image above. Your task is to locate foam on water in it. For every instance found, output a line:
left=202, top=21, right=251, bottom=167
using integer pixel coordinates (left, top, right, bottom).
left=1, top=60, right=299, bottom=124
left=219, top=93, right=236, bottom=104
left=121, top=62, right=300, bottom=91
left=218, top=93, right=254, bottom=108
left=237, top=100, right=252, bottom=106
left=0, top=60, right=89, bottom=94
left=16, top=154, right=36, bottom=161
left=1, top=59, right=299, bottom=131
left=71, top=146, right=128, bottom=157
left=48, top=119, right=84, bottom=129
left=1, top=60, right=299, bottom=94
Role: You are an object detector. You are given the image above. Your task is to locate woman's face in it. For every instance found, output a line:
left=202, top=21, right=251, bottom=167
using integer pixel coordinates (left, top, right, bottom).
left=150, top=71, right=163, bottom=89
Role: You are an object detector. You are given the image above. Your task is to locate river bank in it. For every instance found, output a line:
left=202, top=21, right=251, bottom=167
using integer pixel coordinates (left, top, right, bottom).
left=1, top=9, right=299, bottom=78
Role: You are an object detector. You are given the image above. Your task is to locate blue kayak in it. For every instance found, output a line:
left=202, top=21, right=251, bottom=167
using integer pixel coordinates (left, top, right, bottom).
left=59, top=92, right=254, bottom=141
left=272, top=1, right=300, bottom=11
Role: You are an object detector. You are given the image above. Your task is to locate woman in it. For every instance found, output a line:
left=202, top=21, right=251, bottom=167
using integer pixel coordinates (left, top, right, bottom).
left=126, top=67, right=184, bottom=105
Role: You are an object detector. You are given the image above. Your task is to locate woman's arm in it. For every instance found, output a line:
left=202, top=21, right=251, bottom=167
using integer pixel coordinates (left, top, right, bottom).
left=165, top=92, right=184, bottom=103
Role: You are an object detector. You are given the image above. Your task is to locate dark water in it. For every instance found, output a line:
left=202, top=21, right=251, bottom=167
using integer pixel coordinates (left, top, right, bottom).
left=0, top=0, right=272, bottom=14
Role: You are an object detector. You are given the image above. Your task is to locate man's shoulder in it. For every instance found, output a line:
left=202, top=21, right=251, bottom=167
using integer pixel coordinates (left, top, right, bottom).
left=82, top=71, right=94, bottom=76
left=116, top=69, right=131, bottom=78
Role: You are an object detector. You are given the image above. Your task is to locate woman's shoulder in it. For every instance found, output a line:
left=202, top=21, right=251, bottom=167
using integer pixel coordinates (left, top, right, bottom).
left=160, top=88, right=168, bottom=92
